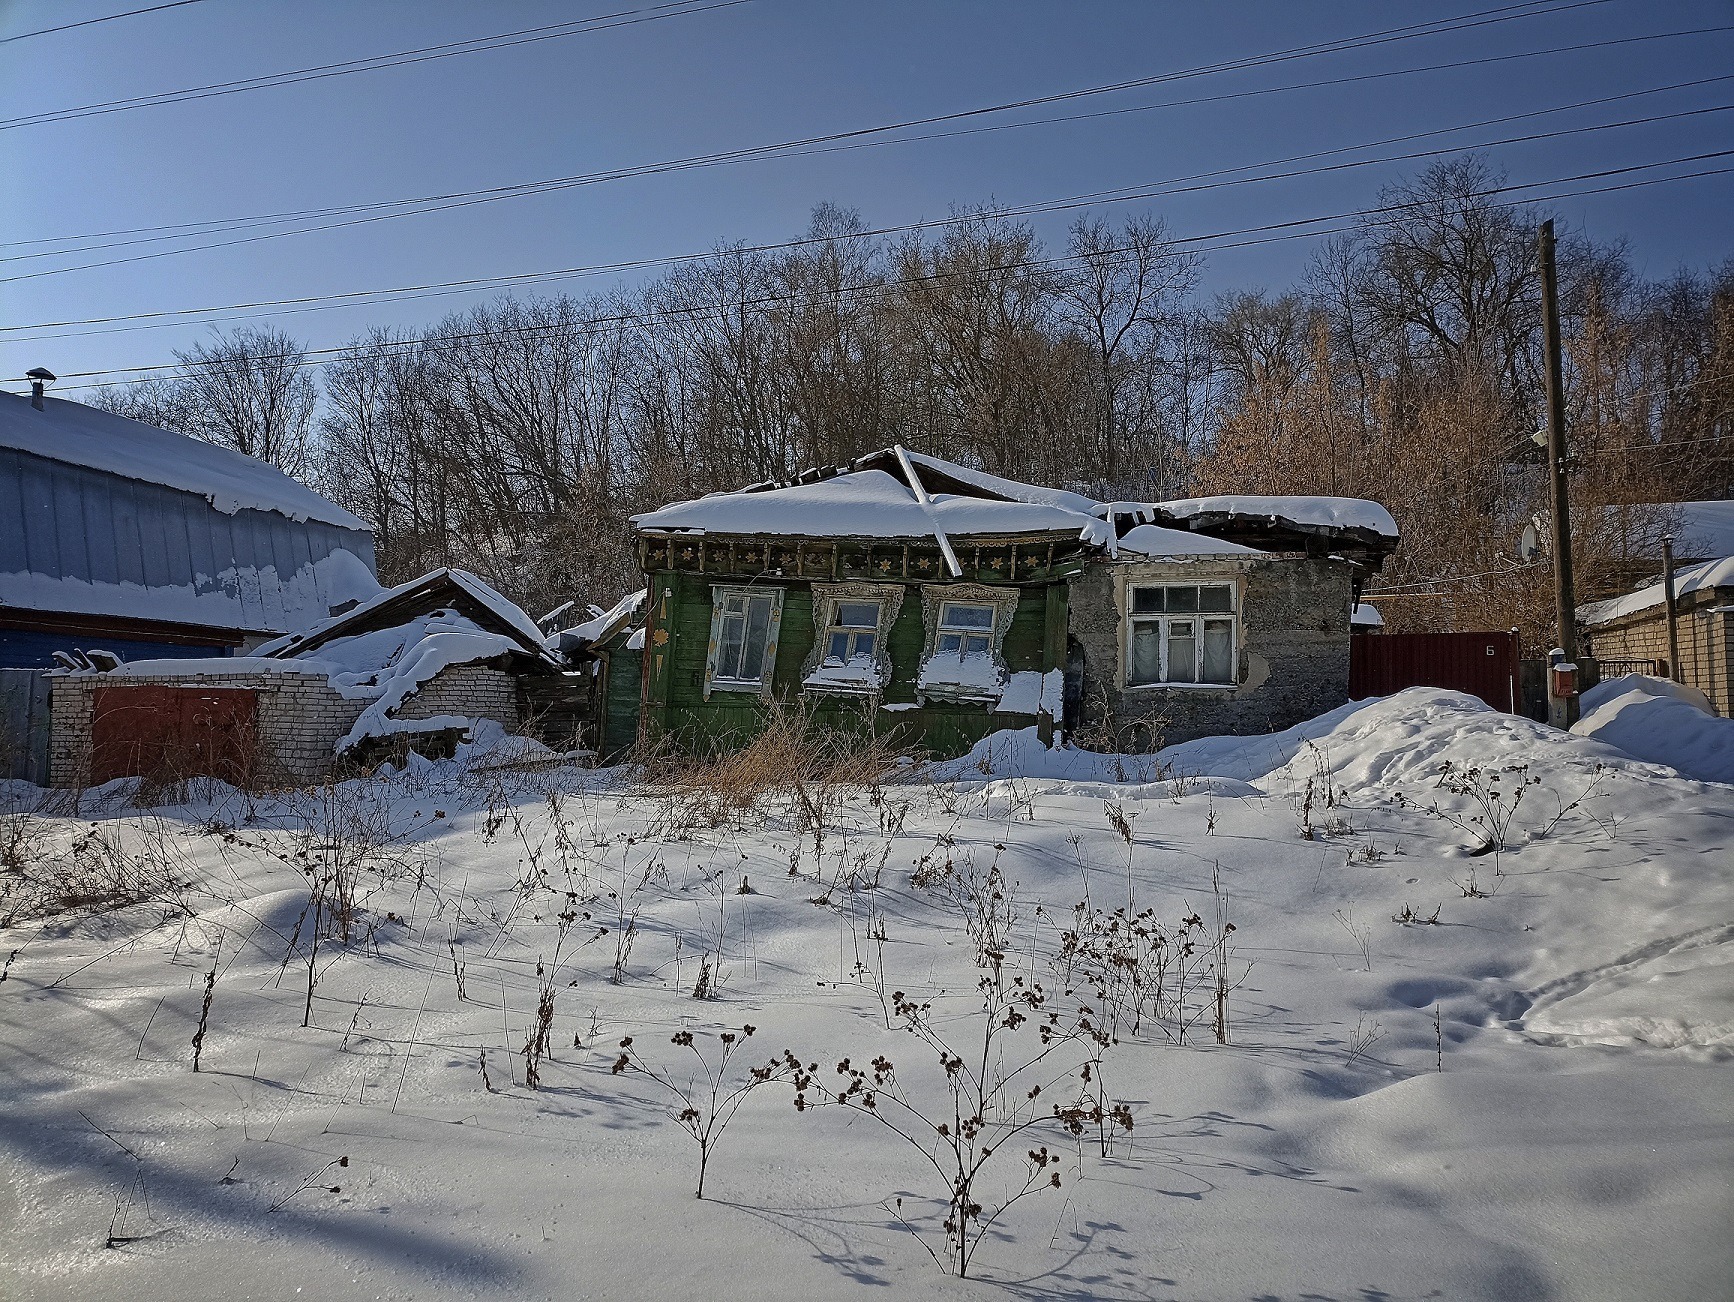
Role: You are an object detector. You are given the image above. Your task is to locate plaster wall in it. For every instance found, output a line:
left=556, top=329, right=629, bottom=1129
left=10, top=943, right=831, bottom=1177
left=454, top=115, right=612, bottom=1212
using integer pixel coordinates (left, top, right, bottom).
left=1069, top=554, right=1357, bottom=747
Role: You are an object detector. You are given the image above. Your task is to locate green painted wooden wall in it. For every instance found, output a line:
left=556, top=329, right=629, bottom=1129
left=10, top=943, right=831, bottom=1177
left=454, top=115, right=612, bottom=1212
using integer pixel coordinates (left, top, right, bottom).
left=643, top=569, right=1061, bottom=759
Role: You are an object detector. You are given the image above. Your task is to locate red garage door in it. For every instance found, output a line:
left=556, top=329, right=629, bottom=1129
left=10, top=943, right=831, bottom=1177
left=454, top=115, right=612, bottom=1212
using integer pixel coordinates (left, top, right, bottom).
left=1350, top=631, right=1521, bottom=713
left=90, top=685, right=259, bottom=786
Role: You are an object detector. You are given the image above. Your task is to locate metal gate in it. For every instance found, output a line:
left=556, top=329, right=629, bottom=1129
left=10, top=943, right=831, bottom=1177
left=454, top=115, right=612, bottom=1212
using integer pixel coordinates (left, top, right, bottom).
left=89, top=685, right=260, bottom=786
left=0, top=669, right=52, bottom=785
left=1350, top=631, right=1522, bottom=713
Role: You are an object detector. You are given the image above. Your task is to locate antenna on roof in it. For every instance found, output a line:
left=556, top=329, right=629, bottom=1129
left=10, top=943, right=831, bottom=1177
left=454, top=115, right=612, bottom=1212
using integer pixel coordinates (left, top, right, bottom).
left=26, top=366, right=55, bottom=411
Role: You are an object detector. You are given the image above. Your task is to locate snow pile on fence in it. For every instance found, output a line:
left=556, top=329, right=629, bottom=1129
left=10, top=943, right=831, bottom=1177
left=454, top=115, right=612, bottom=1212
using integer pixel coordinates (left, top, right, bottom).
left=1571, top=674, right=1734, bottom=783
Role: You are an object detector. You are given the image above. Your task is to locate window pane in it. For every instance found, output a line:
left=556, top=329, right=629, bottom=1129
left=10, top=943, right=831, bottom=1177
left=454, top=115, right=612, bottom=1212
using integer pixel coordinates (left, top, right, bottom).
left=827, top=631, right=850, bottom=662
left=725, top=594, right=746, bottom=616
left=739, top=595, right=773, bottom=682
left=1199, top=585, right=1233, bottom=613
left=1202, top=619, right=1234, bottom=683
left=1167, top=586, right=1198, bottom=613
left=937, top=632, right=962, bottom=654
left=1130, top=587, right=1165, bottom=614
left=963, top=633, right=990, bottom=656
left=717, top=612, right=745, bottom=680
left=854, top=631, right=875, bottom=659
left=836, top=601, right=879, bottom=630
left=1130, top=621, right=1161, bottom=684
left=941, top=603, right=994, bottom=631
left=1166, top=619, right=1197, bottom=682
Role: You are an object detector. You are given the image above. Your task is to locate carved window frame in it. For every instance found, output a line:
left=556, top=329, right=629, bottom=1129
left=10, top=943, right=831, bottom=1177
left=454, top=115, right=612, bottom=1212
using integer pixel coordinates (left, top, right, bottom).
left=801, top=581, right=905, bottom=696
left=915, top=582, right=1020, bottom=704
left=704, top=585, right=785, bottom=699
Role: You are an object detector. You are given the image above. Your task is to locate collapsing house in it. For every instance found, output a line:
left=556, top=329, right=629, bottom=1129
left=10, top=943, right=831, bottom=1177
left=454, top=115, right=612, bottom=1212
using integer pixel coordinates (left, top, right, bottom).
left=48, top=568, right=585, bottom=788
left=584, top=448, right=1399, bottom=760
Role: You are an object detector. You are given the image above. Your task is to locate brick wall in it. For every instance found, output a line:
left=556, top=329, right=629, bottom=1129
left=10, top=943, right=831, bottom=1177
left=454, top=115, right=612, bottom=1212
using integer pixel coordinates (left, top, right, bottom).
left=49, top=667, right=366, bottom=789
left=394, top=663, right=520, bottom=732
left=1584, top=589, right=1732, bottom=716
left=48, top=661, right=525, bottom=789
left=1070, top=553, right=1357, bottom=747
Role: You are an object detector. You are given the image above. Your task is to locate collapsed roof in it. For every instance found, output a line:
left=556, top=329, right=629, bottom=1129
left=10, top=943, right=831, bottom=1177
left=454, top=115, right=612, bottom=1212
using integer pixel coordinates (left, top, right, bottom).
left=631, top=445, right=1400, bottom=562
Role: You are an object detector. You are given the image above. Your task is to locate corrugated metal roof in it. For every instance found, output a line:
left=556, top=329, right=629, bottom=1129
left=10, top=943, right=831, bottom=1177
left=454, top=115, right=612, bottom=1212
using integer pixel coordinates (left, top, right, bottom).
left=0, top=392, right=367, bottom=530
left=1, top=443, right=379, bottom=635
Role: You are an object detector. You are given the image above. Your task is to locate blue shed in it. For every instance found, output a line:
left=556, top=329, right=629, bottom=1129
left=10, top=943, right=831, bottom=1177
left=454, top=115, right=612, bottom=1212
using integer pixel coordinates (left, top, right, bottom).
left=0, top=389, right=380, bottom=669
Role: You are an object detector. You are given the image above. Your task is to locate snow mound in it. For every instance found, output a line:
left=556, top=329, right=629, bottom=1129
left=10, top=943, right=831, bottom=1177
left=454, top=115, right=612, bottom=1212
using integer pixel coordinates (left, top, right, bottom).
left=1572, top=675, right=1734, bottom=784
left=933, top=689, right=1675, bottom=793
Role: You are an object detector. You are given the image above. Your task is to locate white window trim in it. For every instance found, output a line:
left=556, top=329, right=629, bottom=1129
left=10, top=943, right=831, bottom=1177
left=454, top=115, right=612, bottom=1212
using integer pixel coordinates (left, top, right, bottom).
left=704, top=585, right=784, bottom=699
left=801, top=582, right=904, bottom=697
left=916, top=583, right=1020, bottom=704
left=1125, top=582, right=1240, bottom=689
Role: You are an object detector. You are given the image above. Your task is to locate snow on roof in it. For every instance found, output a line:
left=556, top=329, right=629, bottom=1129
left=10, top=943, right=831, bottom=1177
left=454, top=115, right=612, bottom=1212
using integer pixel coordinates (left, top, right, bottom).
left=1117, top=523, right=1263, bottom=559
left=553, top=588, right=646, bottom=654
left=0, top=392, right=368, bottom=532
left=632, top=469, right=1110, bottom=543
left=0, top=548, right=378, bottom=637
left=256, top=567, right=550, bottom=660
left=900, top=450, right=1101, bottom=514
left=1662, top=501, right=1734, bottom=559
left=1155, top=494, right=1400, bottom=540
left=1580, top=555, right=1734, bottom=627
left=1351, top=602, right=1385, bottom=628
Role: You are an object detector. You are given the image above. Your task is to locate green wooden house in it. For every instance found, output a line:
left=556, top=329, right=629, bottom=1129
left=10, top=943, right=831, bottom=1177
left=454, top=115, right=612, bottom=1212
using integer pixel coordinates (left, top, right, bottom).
left=619, top=448, right=1115, bottom=758
left=584, top=448, right=1399, bottom=761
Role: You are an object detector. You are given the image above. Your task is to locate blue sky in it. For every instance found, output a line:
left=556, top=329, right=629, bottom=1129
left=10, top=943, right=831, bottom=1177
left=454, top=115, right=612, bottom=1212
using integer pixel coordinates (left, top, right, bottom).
left=3, top=0, right=1732, bottom=395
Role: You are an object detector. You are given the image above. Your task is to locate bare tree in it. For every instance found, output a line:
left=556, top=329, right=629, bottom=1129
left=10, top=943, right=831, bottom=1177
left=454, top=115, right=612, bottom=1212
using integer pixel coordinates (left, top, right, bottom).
left=173, top=326, right=319, bottom=475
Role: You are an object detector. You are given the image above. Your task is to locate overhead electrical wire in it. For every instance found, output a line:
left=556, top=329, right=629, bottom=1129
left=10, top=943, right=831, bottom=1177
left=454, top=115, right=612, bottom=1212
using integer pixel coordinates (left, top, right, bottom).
left=7, top=23, right=1730, bottom=268
left=0, top=0, right=205, bottom=45
left=18, top=154, right=1730, bottom=393
left=0, top=0, right=752, bottom=131
left=0, top=0, right=1604, bottom=134
left=5, top=93, right=1729, bottom=312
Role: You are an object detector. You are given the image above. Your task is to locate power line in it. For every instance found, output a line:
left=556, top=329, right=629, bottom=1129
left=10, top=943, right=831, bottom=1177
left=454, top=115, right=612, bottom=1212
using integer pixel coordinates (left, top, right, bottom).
left=0, top=0, right=204, bottom=45
left=18, top=154, right=1731, bottom=392
left=0, top=0, right=751, bottom=131
left=6, top=93, right=1730, bottom=313
left=8, top=24, right=1730, bottom=268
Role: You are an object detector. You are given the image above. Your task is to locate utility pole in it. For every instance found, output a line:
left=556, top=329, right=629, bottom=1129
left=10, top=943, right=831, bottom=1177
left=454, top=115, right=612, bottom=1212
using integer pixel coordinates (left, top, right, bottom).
left=1662, top=533, right=1681, bottom=683
left=1539, top=219, right=1579, bottom=727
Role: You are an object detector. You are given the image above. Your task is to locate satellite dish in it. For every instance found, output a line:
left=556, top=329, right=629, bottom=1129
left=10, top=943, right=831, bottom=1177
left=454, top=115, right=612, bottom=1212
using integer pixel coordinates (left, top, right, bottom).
left=1518, top=522, right=1542, bottom=562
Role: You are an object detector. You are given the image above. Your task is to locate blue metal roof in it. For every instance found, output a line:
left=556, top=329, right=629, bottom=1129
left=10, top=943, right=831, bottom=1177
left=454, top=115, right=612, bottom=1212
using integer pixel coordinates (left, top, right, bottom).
left=1, top=443, right=378, bottom=636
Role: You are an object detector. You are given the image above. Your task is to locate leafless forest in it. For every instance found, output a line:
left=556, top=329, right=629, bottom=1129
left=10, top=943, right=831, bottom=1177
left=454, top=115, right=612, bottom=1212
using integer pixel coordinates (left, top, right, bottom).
left=96, top=157, right=1733, bottom=649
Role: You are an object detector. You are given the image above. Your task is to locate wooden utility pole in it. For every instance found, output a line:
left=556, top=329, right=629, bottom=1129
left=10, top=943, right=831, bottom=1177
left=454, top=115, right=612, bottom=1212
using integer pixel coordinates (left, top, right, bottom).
left=1662, top=533, right=1681, bottom=683
left=1539, top=219, right=1579, bottom=726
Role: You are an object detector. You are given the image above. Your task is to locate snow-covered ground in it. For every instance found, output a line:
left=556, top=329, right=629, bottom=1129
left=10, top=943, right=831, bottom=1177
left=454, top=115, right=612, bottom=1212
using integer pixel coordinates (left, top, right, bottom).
left=2, top=689, right=1730, bottom=1301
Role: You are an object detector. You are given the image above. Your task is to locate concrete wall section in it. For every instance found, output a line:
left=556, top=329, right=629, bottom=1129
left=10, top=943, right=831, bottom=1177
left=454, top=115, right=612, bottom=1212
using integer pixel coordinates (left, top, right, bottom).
left=1070, top=554, right=1356, bottom=747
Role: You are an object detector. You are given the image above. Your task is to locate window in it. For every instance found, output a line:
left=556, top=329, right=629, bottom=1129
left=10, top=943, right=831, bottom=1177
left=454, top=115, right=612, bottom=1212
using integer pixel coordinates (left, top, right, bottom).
left=1128, top=584, right=1236, bottom=686
left=916, top=585, right=1020, bottom=704
left=824, top=600, right=881, bottom=664
left=934, top=601, right=995, bottom=658
left=707, top=587, right=782, bottom=693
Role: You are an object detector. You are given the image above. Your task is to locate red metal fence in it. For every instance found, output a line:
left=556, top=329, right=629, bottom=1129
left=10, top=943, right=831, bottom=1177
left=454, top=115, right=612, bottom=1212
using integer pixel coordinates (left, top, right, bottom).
left=1349, top=631, right=1521, bottom=713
